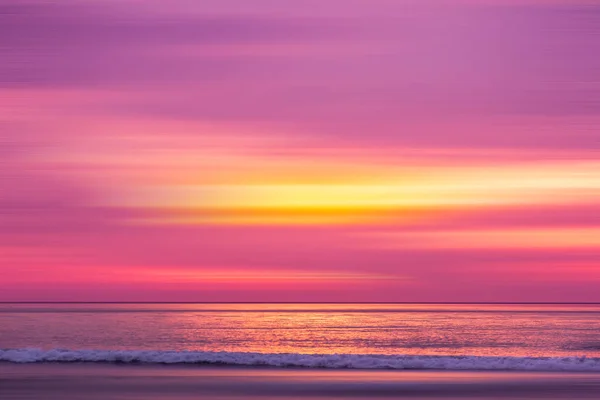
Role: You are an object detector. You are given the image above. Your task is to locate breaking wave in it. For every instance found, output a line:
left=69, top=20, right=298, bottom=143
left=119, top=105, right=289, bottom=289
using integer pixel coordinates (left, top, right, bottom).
left=2, top=349, right=600, bottom=371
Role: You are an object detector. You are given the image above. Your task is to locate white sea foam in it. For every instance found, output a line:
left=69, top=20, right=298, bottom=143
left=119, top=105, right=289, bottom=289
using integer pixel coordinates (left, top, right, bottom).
left=1, top=349, right=600, bottom=371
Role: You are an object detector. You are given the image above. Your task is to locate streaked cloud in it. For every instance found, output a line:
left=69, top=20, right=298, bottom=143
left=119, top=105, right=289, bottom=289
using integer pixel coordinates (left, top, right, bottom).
left=1, top=0, right=599, bottom=301
left=362, top=227, right=600, bottom=250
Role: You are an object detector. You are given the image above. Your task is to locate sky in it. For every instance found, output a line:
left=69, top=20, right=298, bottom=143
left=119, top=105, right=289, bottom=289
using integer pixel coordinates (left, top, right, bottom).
left=1, top=0, right=599, bottom=302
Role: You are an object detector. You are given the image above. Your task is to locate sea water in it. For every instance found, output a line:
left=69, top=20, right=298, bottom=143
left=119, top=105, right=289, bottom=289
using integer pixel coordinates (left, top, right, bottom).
left=2, top=303, right=600, bottom=371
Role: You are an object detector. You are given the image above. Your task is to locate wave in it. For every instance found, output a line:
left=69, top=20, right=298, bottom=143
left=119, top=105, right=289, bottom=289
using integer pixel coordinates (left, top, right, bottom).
left=2, top=349, right=600, bottom=371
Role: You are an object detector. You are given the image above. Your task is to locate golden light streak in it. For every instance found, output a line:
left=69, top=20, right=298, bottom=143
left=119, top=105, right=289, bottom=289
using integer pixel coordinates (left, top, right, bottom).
left=106, top=157, right=600, bottom=224
left=19, top=120, right=600, bottom=226
left=1, top=264, right=406, bottom=285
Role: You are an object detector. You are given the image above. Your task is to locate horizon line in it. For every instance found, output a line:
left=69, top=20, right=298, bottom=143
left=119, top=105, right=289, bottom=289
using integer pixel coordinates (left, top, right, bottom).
left=2, top=302, right=600, bottom=305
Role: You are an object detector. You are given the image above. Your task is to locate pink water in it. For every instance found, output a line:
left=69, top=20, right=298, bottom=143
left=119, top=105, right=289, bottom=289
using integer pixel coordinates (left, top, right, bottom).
left=2, top=303, right=600, bottom=358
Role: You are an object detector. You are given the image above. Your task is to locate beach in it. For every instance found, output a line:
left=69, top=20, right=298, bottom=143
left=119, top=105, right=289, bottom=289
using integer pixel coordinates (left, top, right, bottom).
left=3, top=363, right=600, bottom=399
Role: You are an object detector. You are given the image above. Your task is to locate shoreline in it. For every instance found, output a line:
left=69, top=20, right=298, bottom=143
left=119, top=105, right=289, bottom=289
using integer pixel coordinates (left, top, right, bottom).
left=3, top=348, right=600, bottom=372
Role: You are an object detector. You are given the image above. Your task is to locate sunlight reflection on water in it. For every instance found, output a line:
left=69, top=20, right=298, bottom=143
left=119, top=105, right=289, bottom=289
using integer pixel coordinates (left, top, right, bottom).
left=1, top=303, right=600, bottom=357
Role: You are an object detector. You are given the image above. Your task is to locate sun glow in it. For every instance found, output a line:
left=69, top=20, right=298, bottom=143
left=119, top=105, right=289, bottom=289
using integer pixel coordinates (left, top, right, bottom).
left=107, top=157, right=600, bottom=225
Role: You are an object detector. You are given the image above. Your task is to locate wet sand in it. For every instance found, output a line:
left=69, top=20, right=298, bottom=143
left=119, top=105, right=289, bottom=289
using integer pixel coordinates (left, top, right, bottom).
left=2, top=363, right=600, bottom=399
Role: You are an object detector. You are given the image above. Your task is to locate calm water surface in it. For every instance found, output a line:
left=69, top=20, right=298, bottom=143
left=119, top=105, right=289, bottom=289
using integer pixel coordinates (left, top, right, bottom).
left=2, top=303, right=600, bottom=357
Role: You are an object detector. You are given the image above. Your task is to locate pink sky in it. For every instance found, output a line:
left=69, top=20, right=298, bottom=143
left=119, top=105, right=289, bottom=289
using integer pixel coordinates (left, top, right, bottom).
left=1, top=0, right=599, bottom=302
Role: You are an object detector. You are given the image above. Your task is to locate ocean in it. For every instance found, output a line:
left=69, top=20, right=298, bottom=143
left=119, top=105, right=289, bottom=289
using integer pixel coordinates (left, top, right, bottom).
left=2, top=303, right=600, bottom=399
